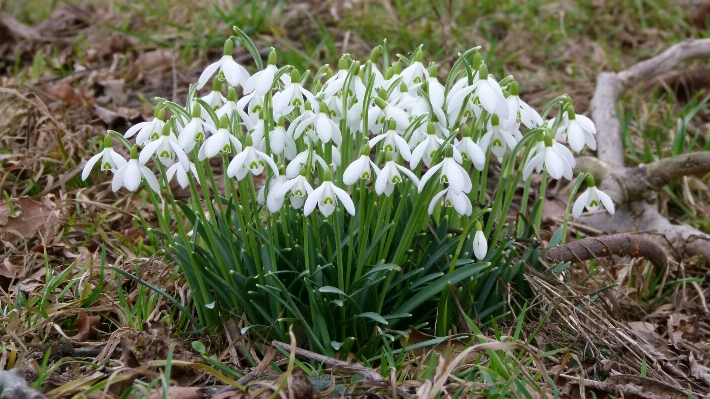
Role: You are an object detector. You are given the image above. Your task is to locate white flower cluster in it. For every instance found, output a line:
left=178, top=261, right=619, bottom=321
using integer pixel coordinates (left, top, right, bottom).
left=82, top=37, right=614, bottom=240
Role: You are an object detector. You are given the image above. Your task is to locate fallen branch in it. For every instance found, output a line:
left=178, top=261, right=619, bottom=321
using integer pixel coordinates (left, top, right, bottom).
left=545, top=234, right=667, bottom=269
left=582, top=39, right=710, bottom=264
left=271, top=340, right=385, bottom=383
left=577, top=152, right=710, bottom=205
left=591, top=39, right=710, bottom=167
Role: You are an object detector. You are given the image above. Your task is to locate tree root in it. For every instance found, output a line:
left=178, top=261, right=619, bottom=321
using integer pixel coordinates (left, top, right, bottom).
left=546, top=234, right=667, bottom=269
left=573, top=39, right=710, bottom=265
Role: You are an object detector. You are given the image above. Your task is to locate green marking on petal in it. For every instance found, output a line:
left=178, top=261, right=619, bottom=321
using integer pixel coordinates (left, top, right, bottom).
left=249, top=161, right=259, bottom=170
left=101, top=162, right=112, bottom=170
left=361, top=172, right=370, bottom=179
left=590, top=200, right=599, bottom=207
left=492, top=139, right=503, bottom=147
left=323, top=197, right=335, bottom=205
left=159, top=150, right=170, bottom=158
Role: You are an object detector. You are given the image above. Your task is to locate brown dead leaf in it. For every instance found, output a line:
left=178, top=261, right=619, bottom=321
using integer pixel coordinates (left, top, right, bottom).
left=71, top=311, right=100, bottom=342
left=41, top=81, right=84, bottom=107
left=149, top=387, right=200, bottom=399
left=628, top=321, right=661, bottom=345
left=0, top=196, right=68, bottom=241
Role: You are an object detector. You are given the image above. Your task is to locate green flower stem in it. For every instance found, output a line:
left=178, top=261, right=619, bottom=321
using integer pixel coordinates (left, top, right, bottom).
left=534, top=170, right=548, bottom=231
left=380, top=181, right=411, bottom=261
left=371, top=194, right=392, bottom=264
left=560, top=173, right=587, bottom=245
left=354, top=181, right=371, bottom=284
left=518, top=177, right=532, bottom=236
left=478, top=151, right=490, bottom=207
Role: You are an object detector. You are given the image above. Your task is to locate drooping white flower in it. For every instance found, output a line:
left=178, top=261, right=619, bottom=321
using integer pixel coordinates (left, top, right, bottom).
left=269, top=117, right=288, bottom=156
left=270, top=172, right=313, bottom=210
left=199, top=78, right=227, bottom=119
left=304, top=169, right=355, bottom=217
left=243, top=49, right=278, bottom=96
left=572, top=176, right=615, bottom=218
left=214, top=87, right=240, bottom=123
left=374, top=152, right=420, bottom=196
left=368, top=97, right=410, bottom=133
left=286, top=150, right=327, bottom=178
left=418, top=145, right=471, bottom=194
left=166, top=160, right=198, bottom=189
left=178, top=105, right=211, bottom=152
left=140, top=122, right=190, bottom=169
left=555, top=106, right=597, bottom=153
left=226, top=135, right=279, bottom=181
left=472, top=223, right=488, bottom=260
left=256, top=174, right=288, bottom=206
left=124, top=107, right=165, bottom=145
left=196, top=39, right=249, bottom=90
left=112, top=147, right=160, bottom=192
left=478, top=114, right=519, bottom=162
left=427, top=188, right=472, bottom=216
left=288, top=102, right=317, bottom=141
left=198, top=115, right=242, bottom=160
left=522, top=134, right=575, bottom=181
left=368, top=119, right=411, bottom=162
left=505, top=81, right=543, bottom=129
left=410, top=122, right=444, bottom=168
left=400, top=49, right=428, bottom=87
left=426, top=62, right=446, bottom=107
left=273, top=69, right=316, bottom=115
left=455, top=126, right=486, bottom=171
left=343, top=146, right=377, bottom=185
left=82, top=135, right=127, bottom=180
left=322, top=55, right=366, bottom=102
left=294, top=102, right=342, bottom=145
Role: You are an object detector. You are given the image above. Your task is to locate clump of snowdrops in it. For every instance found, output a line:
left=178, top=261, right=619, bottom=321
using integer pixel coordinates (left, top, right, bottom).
left=83, top=29, right=614, bottom=358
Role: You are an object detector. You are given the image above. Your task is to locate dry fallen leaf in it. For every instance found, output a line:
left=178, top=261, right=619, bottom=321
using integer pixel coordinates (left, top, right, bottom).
left=71, top=311, right=101, bottom=342
left=0, top=196, right=68, bottom=241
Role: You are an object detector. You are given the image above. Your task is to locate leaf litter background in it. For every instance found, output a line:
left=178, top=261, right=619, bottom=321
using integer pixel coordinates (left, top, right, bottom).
left=2, top=0, right=710, bottom=398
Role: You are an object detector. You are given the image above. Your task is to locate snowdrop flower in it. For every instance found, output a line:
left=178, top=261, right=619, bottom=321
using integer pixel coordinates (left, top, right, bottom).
left=478, top=115, right=519, bottom=162
left=259, top=172, right=287, bottom=207
left=140, top=122, right=190, bottom=169
left=196, top=39, right=249, bottom=90
left=270, top=169, right=313, bottom=210
left=243, top=48, right=278, bottom=96
left=286, top=150, right=327, bottom=178
left=368, top=97, right=410, bottom=133
left=273, top=69, right=316, bottom=115
left=323, top=55, right=366, bottom=101
left=418, top=145, right=471, bottom=194
left=295, top=102, right=342, bottom=145
left=124, top=106, right=165, bottom=145
left=472, top=222, right=487, bottom=260
left=400, top=48, right=428, bottom=86
left=82, top=135, right=127, bottom=180
left=374, top=152, right=420, bottom=196
left=178, top=105, right=210, bottom=152
left=522, top=134, right=575, bottom=181
left=269, top=116, right=289, bottom=156
left=471, top=63, right=509, bottom=120
left=572, top=175, right=615, bottom=218
left=555, top=106, right=597, bottom=153
left=304, top=169, right=355, bottom=217
left=166, top=160, right=198, bottom=189
left=427, top=188, right=472, bottom=216
left=410, top=122, right=444, bottom=168
left=215, top=87, right=240, bottom=122
left=200, top=78, right=226, bottom=116
left=505, top=81, right=543, bottom=129
left=369, top=119, right=411, bottom=162
left=288, top=102, right=317, bottom=141
left=343, top=144, right=377, bottom=185
left=226, top=135, right=279, bottom=181
left=455, top=125, right=486, bottom=171
left=426, top=63, right=445, bottom=107
left=198, top=115, right=242, bottom=160
left=112, top=147, right=159, bottom=192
